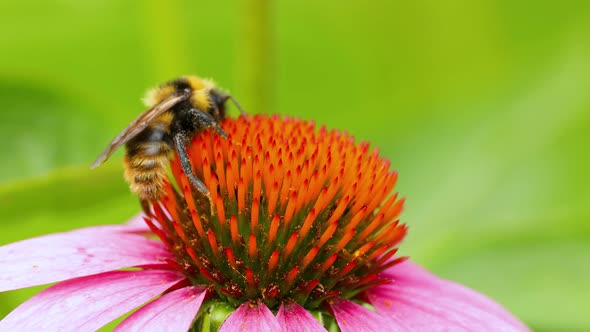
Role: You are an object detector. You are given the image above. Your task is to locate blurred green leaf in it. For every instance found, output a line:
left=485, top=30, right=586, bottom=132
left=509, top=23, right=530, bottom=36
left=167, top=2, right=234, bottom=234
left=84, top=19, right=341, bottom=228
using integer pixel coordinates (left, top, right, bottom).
left=0, top=165, right=137, bottom=242
left=1, top=0, right=589, bottom=330
left=0, top=82, right=105, bottom=182
left=391, top=42, right=590, bottom=329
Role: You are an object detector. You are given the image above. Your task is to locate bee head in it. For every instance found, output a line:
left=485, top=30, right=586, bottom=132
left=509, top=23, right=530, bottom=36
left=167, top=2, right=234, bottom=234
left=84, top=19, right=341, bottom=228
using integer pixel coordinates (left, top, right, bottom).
left=210, top=89, right=230, bottom=120
left=214, top=91, right=247, bottom=121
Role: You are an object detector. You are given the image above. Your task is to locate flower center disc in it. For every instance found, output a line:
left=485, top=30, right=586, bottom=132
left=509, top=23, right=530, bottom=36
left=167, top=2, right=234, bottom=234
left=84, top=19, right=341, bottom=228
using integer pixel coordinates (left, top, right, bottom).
left=147, top=115, right=407, bottom=310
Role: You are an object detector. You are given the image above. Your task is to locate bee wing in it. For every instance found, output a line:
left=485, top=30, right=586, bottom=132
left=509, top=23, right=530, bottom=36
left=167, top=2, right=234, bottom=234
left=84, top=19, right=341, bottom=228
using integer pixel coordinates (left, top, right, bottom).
left=90, top=94, right=186, bottom=169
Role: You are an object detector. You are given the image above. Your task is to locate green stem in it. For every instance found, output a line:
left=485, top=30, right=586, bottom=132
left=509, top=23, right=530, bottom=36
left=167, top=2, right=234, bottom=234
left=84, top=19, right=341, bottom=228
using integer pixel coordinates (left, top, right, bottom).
left=236, top=0, right=274, bottom=115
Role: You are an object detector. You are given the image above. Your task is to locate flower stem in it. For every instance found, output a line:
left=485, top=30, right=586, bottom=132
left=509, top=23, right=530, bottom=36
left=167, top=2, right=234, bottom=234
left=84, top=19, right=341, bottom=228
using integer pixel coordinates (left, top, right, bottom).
left=236, top=0, right=274, bottom=115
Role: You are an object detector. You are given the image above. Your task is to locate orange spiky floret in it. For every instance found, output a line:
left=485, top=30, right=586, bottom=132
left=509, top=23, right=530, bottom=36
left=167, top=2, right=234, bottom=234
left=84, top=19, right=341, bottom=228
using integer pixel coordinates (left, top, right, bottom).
left=149, top=115, right=407, bottom=309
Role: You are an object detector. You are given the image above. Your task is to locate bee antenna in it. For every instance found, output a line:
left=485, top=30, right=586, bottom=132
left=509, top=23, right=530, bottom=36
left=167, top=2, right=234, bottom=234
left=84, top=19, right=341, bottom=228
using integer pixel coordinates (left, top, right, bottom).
left=228, top=95, right=249, bottom=122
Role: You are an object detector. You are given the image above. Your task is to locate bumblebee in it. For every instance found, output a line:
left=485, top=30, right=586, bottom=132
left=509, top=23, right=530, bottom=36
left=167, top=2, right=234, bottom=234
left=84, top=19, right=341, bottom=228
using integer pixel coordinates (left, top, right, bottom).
left=91, top=75, right=246, bottom=203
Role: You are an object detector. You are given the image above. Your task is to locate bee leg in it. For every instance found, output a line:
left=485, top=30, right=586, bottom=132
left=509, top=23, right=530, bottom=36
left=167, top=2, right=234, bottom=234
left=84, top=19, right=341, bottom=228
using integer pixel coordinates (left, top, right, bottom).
left=173, top=132, right=211, bottom=199
left=140, top=198, right=152, bottom=217
left=189, top=108, right=228, bottom=139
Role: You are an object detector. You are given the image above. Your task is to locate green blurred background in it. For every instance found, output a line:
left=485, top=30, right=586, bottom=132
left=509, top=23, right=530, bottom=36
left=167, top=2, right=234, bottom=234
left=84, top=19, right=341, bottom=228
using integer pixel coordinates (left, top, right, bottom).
left=1, top=1, right=589, bottom=330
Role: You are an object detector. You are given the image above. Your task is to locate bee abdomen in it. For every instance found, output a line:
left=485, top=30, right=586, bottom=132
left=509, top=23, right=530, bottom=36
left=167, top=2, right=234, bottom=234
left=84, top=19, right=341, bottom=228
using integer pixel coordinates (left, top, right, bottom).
left=124, top=141, right=172, bottom=200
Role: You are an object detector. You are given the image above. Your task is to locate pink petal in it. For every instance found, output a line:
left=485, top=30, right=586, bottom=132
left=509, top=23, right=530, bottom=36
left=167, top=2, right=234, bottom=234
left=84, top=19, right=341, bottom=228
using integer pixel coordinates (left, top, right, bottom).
left=367, top=261, right=530, bottom=332
left=0, top=269, right=184, bottom=331
left=115, top=286, right=207, bottom=332
left=276, top=302, right=327, bottom=332
left=329, top=298, right=391, bottom=332
left=219, top=300, right=281, bottom=332
left=0, top=227, right=172, bottom=292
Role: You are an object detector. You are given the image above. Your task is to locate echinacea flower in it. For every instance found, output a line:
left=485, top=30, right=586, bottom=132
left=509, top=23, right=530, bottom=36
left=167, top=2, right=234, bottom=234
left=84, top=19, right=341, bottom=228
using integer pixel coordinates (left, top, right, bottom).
left=0, top=115, right=530, bottom=331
